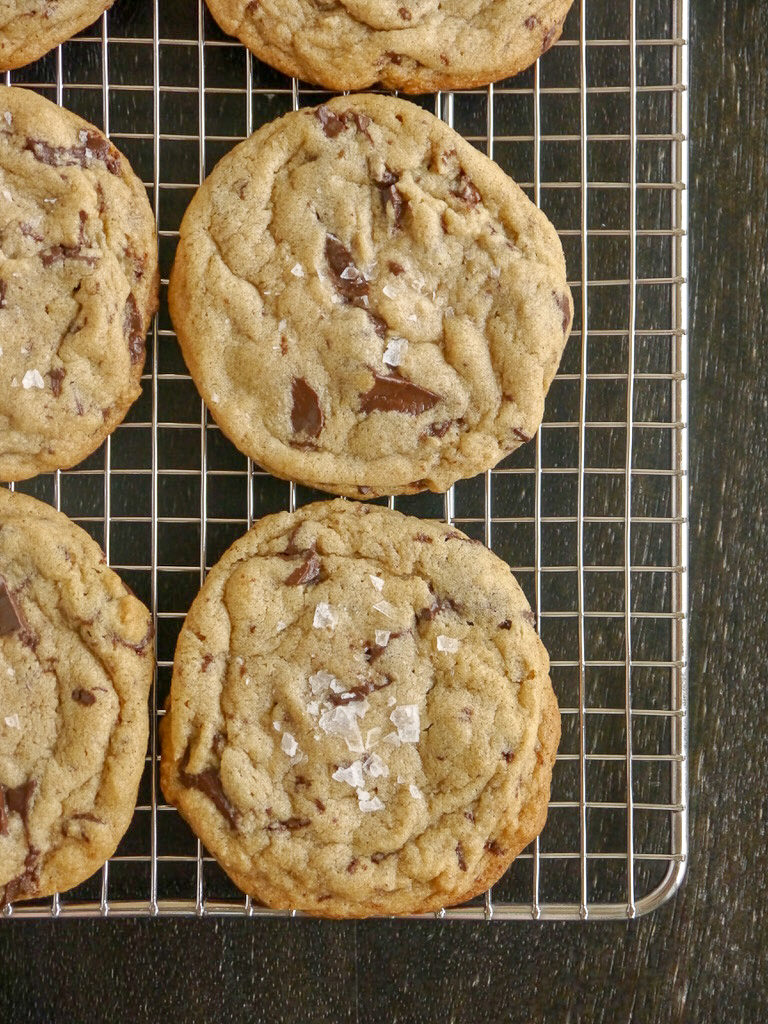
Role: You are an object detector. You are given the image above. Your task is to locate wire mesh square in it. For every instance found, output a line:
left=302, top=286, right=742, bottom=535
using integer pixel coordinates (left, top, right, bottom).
left=2, top=0, right=688, bottom=921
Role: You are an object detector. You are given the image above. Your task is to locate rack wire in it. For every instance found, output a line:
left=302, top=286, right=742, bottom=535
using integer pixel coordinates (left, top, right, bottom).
left=2, top=0, right=688, bottom=920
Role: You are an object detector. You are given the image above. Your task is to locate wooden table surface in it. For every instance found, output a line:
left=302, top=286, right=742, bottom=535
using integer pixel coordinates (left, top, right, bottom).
left=2, top=4, right=766, bottom=1022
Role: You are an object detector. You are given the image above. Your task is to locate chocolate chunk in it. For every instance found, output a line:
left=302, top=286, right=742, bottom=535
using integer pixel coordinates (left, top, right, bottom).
left=398, top=6, right=412, bottom=19
left=385, top=51, right=402, bottom=65
left=513, top=427, right=532, bottom=443
left=313, top=798, right=326, bottom=813
left=285, top=551, right=322, bottom=586
left=40, top=244, right=97, bottom=268
left=201, top=654, right=214, bottom=672
left=452, top=172, right=481, bottom=206
left=180, top=755, right=239, bottom=829
left=498, top=619, right=512, bottom=630
left=502, top=750, right=515, bottom=763
left=525, top=14, right=540, bottom=29
left=554, top=290, right=571, bottom=333
left=456, top=842, right=467, bottom=871
left=375, top=170, right=405, bottom=228
left=0, top=848, right=39, bottom=909
left=543, top=24, right=559, bottom=52
left=464, top=810, right=475, bottom=823
left=20, top=222, right=44, bottom=242
left=291, top=378, right=324, bottom=437
left=416, top=589, right=460, bottom=624
left=415, top=533, right=433, bottom=543
left=439, top=54, right=449, bottom=65
left=49, top=367, right=65, bottom=396
left=367, top=311, right=388, bottom=338
left=325, top=235, right=369, bottom=301
left=428, top=420, right=452, bottom=438
left=268, top=816, right=310, bottom=832
left=72, top=688, right=96, bottom=706
left=388, top=261, right=405, bottom=276
left=315, top=106, right=347, bottom=138
left=123, top=293, right=145, bottom=364
left=212, top=732, right=226, bottom=757
left=0, top=780, right=36, bottom=835
left=71, top=812, right=103, bottom=823
left=347, top=858, right=359, bottom=873
left=24, top=132, right=120, bottom=175
left=484, top=839, right=504, bottom=855
left=0, top=579, right=24, bottom=636
left=352, top=112, right=373, bottom=141
left=360, top=372, right=439, bottom=416
left=363, top=631, right=405, bottom=664
left=0, top=280, right=6, bottom=309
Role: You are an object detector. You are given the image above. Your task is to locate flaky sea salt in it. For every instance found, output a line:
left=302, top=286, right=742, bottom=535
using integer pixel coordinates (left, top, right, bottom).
left=309, top=669, right=336, bottom=694
left=372, top=600, right=396, bottom=619
left=390, top=705, right=420, bottom=743
left=306, top=700, right=320, bottom=717
left=290, top=263, right=304, bottom=277
left=313, top=602, right=338, bottom=629
left=382, top=284, right=397, bottom=299
left=383, top=337, right=408, bottom=367
left=4, top=714, right=20, bottom=729
left=357, top=789, right=384, bottom=813
left=318, top=704, right=366, bottom=753
left=210, top=392, right=220, bottom=404
left=374, top=630, right=391, bottom=647
left=79, top=129, right=89, bottom=143
left=369, top=574, right=384, bottom=591
left=365, top=727, right=381, bottom=749
left=281, top=732, right=298, bottom=757
left=436, top=635, right=460, bottom=653
left=339, top=266, right=358, bottom=281
left=382, top=731, right=401, bottom=746
left=22, top=369, right=44, bottom=390
left=278, top=319, right=287, bottom=332
left=332, top=761, right=365, bottom=789
left=276, top=620, right=287, bottom=633
left=329, top=678, right=346, bottom=694
left=273, top=721, right=282, bottom=732
left=3, top=111, right=12, bottom=125
left=409, top=784, right=423, bottom=800
left=364, top=752, right=388, bottom=778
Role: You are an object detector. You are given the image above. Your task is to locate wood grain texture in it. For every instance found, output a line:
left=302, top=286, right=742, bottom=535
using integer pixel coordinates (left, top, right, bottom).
left=1, top=3, right=767, bottom=1022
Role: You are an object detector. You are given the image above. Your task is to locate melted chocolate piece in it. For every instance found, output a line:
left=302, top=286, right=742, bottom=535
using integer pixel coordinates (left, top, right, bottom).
left=502, top=750, right=515, bottom=763
left=40, top=244, right=96, bottom=268
left=371, top=851, right=387, bottom=864
left=180, top=755, right=239, bottom=829
left=385, top=51, right=402, bottom=65
left=0, top=579, right=24, bottom=636
left=525, top=14, right=540, bottom=29
left=543, top=24, right=559, bottom=51
left=25, top=132, right=120, bottom=175
left=71, top=812, right=103, bottom=823
left=71, top=688, right=96, bottom=706
left=20, top=222, right=44, bottom=242
left=291, top=378, right=324, bottom=437
left=484, top=839, right=504, bottom=856
left=123, top=293, right=144, bottom=364
left=452, top=173, right=481, bottom=206
left=0, top=280, right=6, bottom=308
left=313, top=798, right=326, bottom=813
left=388, top=261, right=404, bottom=276
left=0, top=848, right=39, bottom=909
left=285, top=551, right=322, bottom=586
left=415, top=533, right=433, bottom=543
left=112, top=619, right=154, bottom=655
left=375, top=169, right=406, bottom=228
left=315, top=106, right=347, bottom=138
left=367, top=311, right=388, bottom=338
left=268, top=816, right=311, bottom=832
left=415, top=589, right=460, bottom=624
left=428, top=420, right=453, bottom=438
left=201, top=654, right=214, bottom=672
left=554, top=290, right=571, bottom=333
left=360, top=372, right=439, bottom=416
left=325, top=235, right=369, bottom=301
left=49, top=367, right=65, bottom=396
left=456, top=842, right=467, bottom=871
left=398, top=6, right=412, bottom=19
left=464, top=810, right=475, bottom=823
left=0, top=780, right=36, bottom=835
left=512, top=427, right=532, bottom=443
left=498, top=620, right=512, bottom=630
left=363, top=632, right=405, bottom=663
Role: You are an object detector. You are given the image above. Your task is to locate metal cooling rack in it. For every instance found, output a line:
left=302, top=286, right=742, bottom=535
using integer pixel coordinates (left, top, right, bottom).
left=1, top=0, right=688, bottom=920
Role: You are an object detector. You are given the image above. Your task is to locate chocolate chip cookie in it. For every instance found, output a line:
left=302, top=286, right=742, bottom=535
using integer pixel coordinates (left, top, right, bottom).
left=0, top=86, right=158, bottom=482
left=169, top=94, right=571, bottom=499
left=205, top=0, right=574, bottom=93
left=0, top=487, right=154, bottom=910
left=0, top=1, right=113, bottom=71
left=160, top=499, right=559, bottom=917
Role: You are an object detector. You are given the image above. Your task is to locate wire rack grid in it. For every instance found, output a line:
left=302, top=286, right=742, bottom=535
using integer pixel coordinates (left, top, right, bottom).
left=1, top=0, right=688, bottom=921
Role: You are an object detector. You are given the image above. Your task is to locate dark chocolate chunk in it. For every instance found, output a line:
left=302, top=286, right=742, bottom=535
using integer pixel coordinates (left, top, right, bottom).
left=484, top=839, right=504, bottom=855
left=498, top=619, right=512, bottom=630
left=24, top=132, right=120, bottom=175
left=502, top=750, right=515, bottom=763
left=313, top=798, right=326, bottom=813
left=285, top=551, right=322, bottom=586
left=316, top=106, right=347, bottom=138
left=201, top=654, right=214, bottom=672
left=0, top=780, right=36, bottom=835
left=416, top=589, right=460, bottom=624
left=325, top=234, right=369, bottom=301
left=398, top=6, right=412, bottom=19
left=268, top=816, right=311, bottom=832
left=291, top=377, right=324, bottom=437
left=513, top=427, right=532, bottom=443
left=385, top=51, right=402, bottom=65
left=415, top=533, right=433, bottom=543
left=452, top=172, right=481, bottom=206
left=123, top=293, right=145, bottom=364
left=388, top=261, right=405, bottom=276
left=525, top=14, right=540, bottom=29
left=40, top=244, right=97, bottom=268
left=360, top=371, right=439, bottom=416
left=554, top=290, right=571, bottom=333
left=71, top=688, right=96, bottom=706
left=180, top=754, right=239, bottom=829
left=428, top=420, right=452, bottom=438
left=543, top=24, right=559, bottom=52
left=367, top=311, right=388, bottom=338
left=0, top=280, right=6, bottom=309
left=20, top=222, right=44, bottom=242
left=0, top=579, right=24, bottom=636
left=49, top=367, right=65, bottom=396
left=71, top=812, right=103, bottom=823
left=347, top=858, right=359, bottom=873
left=456, top=842, right=467, bottom=871
left=464, top=810, right=475, bottom=823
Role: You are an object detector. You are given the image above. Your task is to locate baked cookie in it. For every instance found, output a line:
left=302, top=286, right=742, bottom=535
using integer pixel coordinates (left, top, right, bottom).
left=0, top=1, right=113, bottom=72
left=205, top=0, right=574, bottom=93
left=169, top=94, right=571, bottom=499
left=160, top=499, right=559, bottom=917
left=0, top=86, right=158, bottom=482
left=0, top=487, right=154, bottom=910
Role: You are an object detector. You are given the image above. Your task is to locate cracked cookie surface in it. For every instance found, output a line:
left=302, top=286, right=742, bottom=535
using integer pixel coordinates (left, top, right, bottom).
left=160, top=499, right=559, bottom=917
left=206, top=0, right=574, bottom=93
left=0, top=85, right=158, bottom=482
left=0, top=1, right=113, bottom=71
left=169, top=94, right=572, bottom=499
left=0, top=487, right=154, bottom=909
